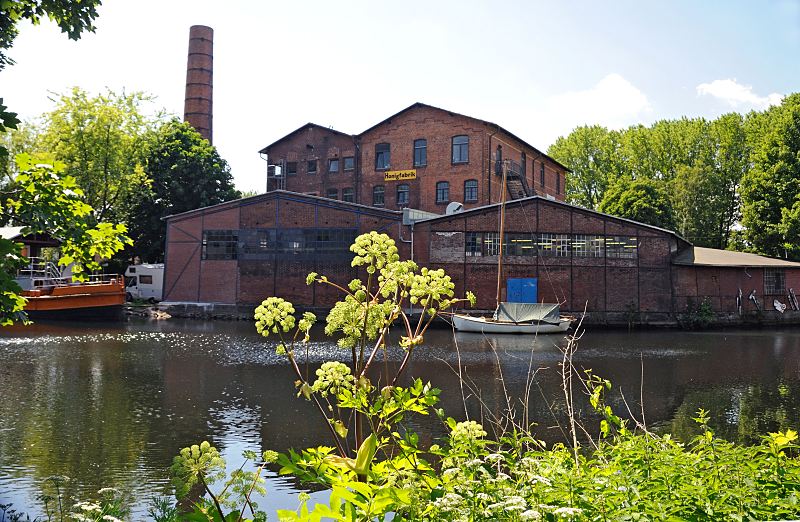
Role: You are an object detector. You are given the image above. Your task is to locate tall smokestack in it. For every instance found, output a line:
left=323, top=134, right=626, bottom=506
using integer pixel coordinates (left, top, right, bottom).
left=184, top=25, right=213, bottom=143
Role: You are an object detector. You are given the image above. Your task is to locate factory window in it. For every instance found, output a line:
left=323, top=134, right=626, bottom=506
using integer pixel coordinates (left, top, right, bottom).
left=307, top=160, right=317, bottom=174
left=537, top=233, right=571, bottom=257
left=452, top=135, right=469, bottom=164
left=506, top=233, right=536, bottom=256
left=342, top=188, right=355, bottom=202
left=540, top=164, right=545, bottom=186
left=328, top=158, right=339, bottom=173
left=464, top=179, right=478, bottom=202
left=494, top=145, right=503, bottom=175
left=572, top=235, right=605, bottom=258
left=465, top=232, right=482, bottom=257
left=202, top=230, right=238, bottom=260
left=413, top=139, right=427, bottom=167
left=521, top=152, right=527, bottom=178
left=606, top=236, right=638, bottom=259
left=326, top=188, right=338, bottom=200
left=375, top=143, right=390, bottom=170
left=373, top=185, right=385, bottom=207
left=286, top=162, right=297, bottom=176
left=396, top=183, right=409, bottom=206
left=764, top=268, right=786, bottom=295
left=343, top=156, right=355, bottom=171
left=436, top=181, right=450, bottom=204
left=483, top=232, right=501, bottom=256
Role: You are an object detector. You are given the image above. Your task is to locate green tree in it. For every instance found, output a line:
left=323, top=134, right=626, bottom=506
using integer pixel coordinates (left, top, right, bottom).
left=598, top=177, right=676, bottom=230
left=548, top=125, right=619, bottom=209
left=740, top=93, right=800, bottom=259
left=0, top=0, right=131, bottom=324
left=128, top=119, right=240, bottom=262
left=36, top=87, right=161, bottom=222
left=0, top=0, right=101, bottom=69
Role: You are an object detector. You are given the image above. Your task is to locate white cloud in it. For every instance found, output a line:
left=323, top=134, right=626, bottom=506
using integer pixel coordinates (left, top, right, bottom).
left=528, top=73, right=652, bottom=147
left=696, top=79, right=783, bottom=109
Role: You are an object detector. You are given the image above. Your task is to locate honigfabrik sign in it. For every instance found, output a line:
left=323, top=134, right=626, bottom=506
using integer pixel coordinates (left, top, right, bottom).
left=384, top=169, right=417, bottom=181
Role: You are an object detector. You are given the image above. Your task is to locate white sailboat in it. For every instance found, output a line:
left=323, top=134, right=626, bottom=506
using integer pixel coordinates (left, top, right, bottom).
left=452, top=160, right=574, bottom=335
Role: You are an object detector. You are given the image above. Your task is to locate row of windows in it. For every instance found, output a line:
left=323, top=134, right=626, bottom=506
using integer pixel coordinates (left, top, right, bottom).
left=365, top=180, right=479, bottom=207
left=286, top=156, right=355, bottom=176
left=464, top=232, right=639, bottom=259
left=374, top=136, right=469, bottom=170
left=202, top=228, right=357, bottom=260
left=326, top=188, right=355, bottom=202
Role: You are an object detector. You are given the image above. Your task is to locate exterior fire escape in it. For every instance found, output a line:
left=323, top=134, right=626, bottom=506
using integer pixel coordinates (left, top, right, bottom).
left=496, top=158, right=532, bottom=200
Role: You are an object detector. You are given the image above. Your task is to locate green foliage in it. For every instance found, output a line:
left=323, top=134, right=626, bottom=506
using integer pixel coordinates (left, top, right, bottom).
left=741, top=93, right=800, bottom=259
left=170, top=442, right=278, bottom=522
left=598, top=176, right=675, bottom=230
left=127, top=119, right=240, bottom=262
left=0, top=0, right=101, bottom=69
left=0, top=155, right=130, bottom=324
left=680, top=297, right=715, bottom=329
left=35, top=87, right=160, bottom=223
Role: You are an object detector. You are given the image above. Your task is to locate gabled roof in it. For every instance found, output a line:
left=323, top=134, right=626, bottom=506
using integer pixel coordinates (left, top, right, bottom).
left=415, top=194, right=689, bottom=244
left=357, top=102, right=571, bottom=173
left=258, top=123, right=354, bottom=154
left=163, top=190, right=402, bottom=222
left=673, top=246, right=800, bottom=268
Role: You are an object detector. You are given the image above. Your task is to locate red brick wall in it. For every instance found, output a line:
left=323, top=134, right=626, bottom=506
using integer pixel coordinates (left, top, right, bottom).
left=264, top=126, right=357, bottom=198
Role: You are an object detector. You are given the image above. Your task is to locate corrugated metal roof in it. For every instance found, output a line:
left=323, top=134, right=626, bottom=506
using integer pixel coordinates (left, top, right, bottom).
left=673, top=246, right=800, bottom=268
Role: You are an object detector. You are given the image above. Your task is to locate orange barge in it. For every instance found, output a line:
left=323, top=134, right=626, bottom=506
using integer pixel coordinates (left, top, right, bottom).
left=21, top=276, right=126, bottom=320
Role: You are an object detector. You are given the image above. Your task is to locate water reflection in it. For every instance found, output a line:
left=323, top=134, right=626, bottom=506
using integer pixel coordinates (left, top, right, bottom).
left=1, top=320, right=800, bottom=518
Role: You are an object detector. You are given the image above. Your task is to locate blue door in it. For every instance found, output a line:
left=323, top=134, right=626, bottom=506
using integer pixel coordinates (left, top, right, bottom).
left=506, top=278, right=538, bottom=303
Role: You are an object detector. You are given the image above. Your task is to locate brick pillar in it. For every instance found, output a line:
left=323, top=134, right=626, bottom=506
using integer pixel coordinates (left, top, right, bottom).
left=184, top=25, right=213, bottom=143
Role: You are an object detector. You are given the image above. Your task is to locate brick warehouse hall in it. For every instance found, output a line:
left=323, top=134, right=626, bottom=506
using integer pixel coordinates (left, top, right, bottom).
left=163, top=103, right=800, bottom=326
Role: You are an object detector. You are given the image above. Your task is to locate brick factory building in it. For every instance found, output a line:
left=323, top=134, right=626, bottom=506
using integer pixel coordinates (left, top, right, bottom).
left=162, top=190, right=800, bottom=326
left=260, top=103, right=568, bottom=213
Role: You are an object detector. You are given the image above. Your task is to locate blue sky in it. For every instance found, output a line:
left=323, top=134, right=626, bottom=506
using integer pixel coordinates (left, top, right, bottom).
left=2, top=0, right=797, bottom=192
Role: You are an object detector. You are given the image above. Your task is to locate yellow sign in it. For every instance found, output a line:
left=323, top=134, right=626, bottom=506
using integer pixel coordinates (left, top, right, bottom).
left=384, top=169, right=417, bottom=181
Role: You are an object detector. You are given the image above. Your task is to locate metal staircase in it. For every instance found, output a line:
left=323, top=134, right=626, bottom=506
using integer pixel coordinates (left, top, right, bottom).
left=496, top=159, right=532, bottom=200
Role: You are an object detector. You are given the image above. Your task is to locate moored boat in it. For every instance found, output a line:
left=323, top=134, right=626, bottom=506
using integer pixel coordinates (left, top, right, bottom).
left=453, top=302, right=573, bottom=334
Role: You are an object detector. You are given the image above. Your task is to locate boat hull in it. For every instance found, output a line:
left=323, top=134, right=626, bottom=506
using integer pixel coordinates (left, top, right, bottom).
left=453, top=314, right=572, bottom=334
left=22, top=278, right=126, bottom=322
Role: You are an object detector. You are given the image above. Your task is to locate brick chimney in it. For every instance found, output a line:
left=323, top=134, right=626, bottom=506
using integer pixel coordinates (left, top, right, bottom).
left=183, top=25, right=213, bottom=143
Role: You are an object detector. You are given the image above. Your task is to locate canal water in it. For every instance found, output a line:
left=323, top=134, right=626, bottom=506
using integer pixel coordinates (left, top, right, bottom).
left=2, top=319, right=800, bottom=519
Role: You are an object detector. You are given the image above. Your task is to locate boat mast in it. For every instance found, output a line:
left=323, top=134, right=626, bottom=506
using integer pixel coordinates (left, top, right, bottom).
left=495, top=160, right=508, bottom=309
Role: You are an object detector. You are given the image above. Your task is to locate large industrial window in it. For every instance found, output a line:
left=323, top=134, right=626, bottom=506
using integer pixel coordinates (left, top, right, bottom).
left=465, top=232, right=482, bottom=257
left=483, top=232, right=501, bottom=256
left=413, top=139, right=427, bottom=167
left=375, top=143, right=390, bottom=170
left=505, top=233, right=536, bottom=256
left=307, top=160, right=317, bottom=174
left=606, top=236, right=638, bottom=258
left=521, top=152, right=527, bottom=178
left=326, top=188, right=338, bottom=200
left=553, top=234, right=571, bottom=257
left=202, top=230, right=238, bottom=260
left=286, top=162, right=297, bottom=176
left=573, top=235, right=605, bottom=257
left=328, top=158, right=339, bottom=173
left=373, top=185, right=385, bottom=207
left=764, top=268, right=786, bottom=295
left=464, top=179, right=478, bottom=202
left=343, top=156, right=355, bottom=171
left=540, top=164, right=545, bottom=186
left=342, top=188, right=355, bottom=202
left=436, top=181, right=450, bottom=203
left=396, top=184, right=409, bottom=206
left=452, top=135, right=469, bottom=164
